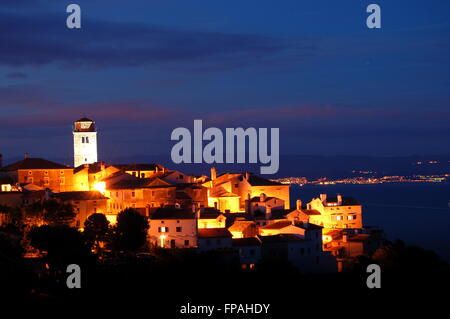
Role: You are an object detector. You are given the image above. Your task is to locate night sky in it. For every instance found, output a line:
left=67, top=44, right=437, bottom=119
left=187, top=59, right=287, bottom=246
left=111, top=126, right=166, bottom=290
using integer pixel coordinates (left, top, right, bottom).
left=0, top=0, right=449, bottom=164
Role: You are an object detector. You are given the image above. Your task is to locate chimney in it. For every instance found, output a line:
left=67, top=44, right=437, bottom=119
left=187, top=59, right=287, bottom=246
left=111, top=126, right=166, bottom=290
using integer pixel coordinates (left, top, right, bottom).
left=296, top=199, right=302, bottom=211
left=24, top=152, right=29, bottom=159
left=211, top=167, right=217, bottom=181
left=266, top=205, right=272, bottom=220
left=245, top=199, right=251, bottom=215
left=320, top=194, right=327, bottom=203
left=100, top=161, right=106, bottom=171
left=337, top=194, right=343, bottom=205
left=44, top=188, right=52, bottom=200
left=260, top=193, right=266, bottom=202
left=0, top=154, right=3, bottom=168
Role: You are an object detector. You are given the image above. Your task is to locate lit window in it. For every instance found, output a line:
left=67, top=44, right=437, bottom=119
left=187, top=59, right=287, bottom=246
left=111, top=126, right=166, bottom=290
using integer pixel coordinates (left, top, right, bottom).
left=159, top=226, right=169, bottom=233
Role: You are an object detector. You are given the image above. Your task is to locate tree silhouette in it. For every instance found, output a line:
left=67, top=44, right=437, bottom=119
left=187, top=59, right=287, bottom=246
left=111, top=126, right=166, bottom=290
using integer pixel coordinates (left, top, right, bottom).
left=42, top=200, right=76, bottom=226
left=0, top=204, right=23, bottom=227
left=110, top=208, right=149, bottom=253
left=0, top=225, right=23, bottom=259
left=23, top=199, right=76, bottom=226
left=84, top=213, right=110, bottom=254
left=28, top=225, right=91, bottom=266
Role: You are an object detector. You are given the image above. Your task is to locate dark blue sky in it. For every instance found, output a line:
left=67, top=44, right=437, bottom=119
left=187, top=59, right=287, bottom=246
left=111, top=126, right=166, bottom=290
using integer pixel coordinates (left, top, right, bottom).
left=0, top=0, right=449, bottom=164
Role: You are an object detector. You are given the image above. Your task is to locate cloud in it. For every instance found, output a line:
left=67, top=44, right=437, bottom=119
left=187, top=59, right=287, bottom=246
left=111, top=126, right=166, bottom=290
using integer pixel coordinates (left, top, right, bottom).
left=201, top=104, right=406, bottom=125
left=0, top=84, right=57, bottom=108
left=6, top=72, right=28, bottom=79
left=0, top=99, right=179, bottom=129
left=0, top=11, right=315, bottom=71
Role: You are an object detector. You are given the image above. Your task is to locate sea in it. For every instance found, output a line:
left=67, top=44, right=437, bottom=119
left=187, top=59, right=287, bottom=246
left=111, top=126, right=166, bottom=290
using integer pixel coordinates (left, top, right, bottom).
left=290, top=182, right=450, bottom=263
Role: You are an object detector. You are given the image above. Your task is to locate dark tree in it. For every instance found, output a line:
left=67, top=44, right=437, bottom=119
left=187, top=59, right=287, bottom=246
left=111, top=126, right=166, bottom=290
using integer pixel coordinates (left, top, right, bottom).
left=23, top=199, right=76, bottom=226
left=111, top=208, right=149, bottom=253
left=42, top=200, right=76, bottom=226
left=0, top=204, right=23, bottom=227
left=84, top=213, right=110, bottom=254
left=0, top=225, right=23, bottom=259
left=28, top=225, right=91, bottom=266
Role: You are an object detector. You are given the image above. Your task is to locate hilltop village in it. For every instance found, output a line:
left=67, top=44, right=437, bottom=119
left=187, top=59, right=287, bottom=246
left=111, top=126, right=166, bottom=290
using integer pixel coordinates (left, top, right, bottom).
left=0, top=118, right=384, bottom=273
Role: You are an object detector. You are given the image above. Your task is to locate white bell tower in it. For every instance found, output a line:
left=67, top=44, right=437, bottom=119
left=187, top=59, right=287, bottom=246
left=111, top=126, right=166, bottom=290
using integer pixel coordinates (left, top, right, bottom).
left=73, top=117, right=98, bottom=168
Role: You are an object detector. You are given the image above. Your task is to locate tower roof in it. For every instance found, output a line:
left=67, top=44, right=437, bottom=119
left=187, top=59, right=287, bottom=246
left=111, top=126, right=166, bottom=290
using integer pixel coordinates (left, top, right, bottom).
left=76, top=117, right=94, bottom=122
left=73, top=117, right=96, bottom=132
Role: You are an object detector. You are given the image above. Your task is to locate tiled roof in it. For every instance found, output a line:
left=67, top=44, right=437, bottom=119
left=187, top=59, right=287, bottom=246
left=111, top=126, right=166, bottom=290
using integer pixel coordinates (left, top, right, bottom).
left=0, top=158, right=70, bottom=171
left=260, top=220, right=293, bottom=230
left=108, top=178, right=158, bottom=189
left=150, top=207, right=195, bottom=220
left=302, top=209, right=321, bottom=216
left=250, top=196, right=277, bottom=203
left=198, top=228, right=232, bottom=238
left=77, top=117, right=93, bottom=122
left=228, top=220, right=255, bottom=232
left=73, top=162, right=110, bottom=174
left=210, top=190, right=239, bottom=198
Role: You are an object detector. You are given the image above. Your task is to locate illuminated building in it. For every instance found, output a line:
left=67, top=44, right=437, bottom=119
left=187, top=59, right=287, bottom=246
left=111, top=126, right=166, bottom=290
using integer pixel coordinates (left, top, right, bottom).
left=286, top=200, right=320, bottom=225
left=228, top=220, right=258, bottom=238
left=204, top=168, right=290, bottom=212
left=73, top=117, right=98, bottom=168
left=73, top=162, right=121, bottom=191
left=197, top=228, right=233, bottom=252
left=197, top=207, right=226, bottom=229
left=113, top=163, right=166, bottom=179
left=0, top=157, right=74, bottom=192
left=232, top=237, right=262, bottom=270
left=258, top=220, right=305, bottom=237
left=207, top=189, right=241, bottom=213
left=148, top=207, right=197, bottom=248
left=52, top=191, right=109, bottom=229
left=259, top=232, right=337, bottom=273
left=306, top=194, right=363, bottom=229
left=248, top=193, right=284, bottom=216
